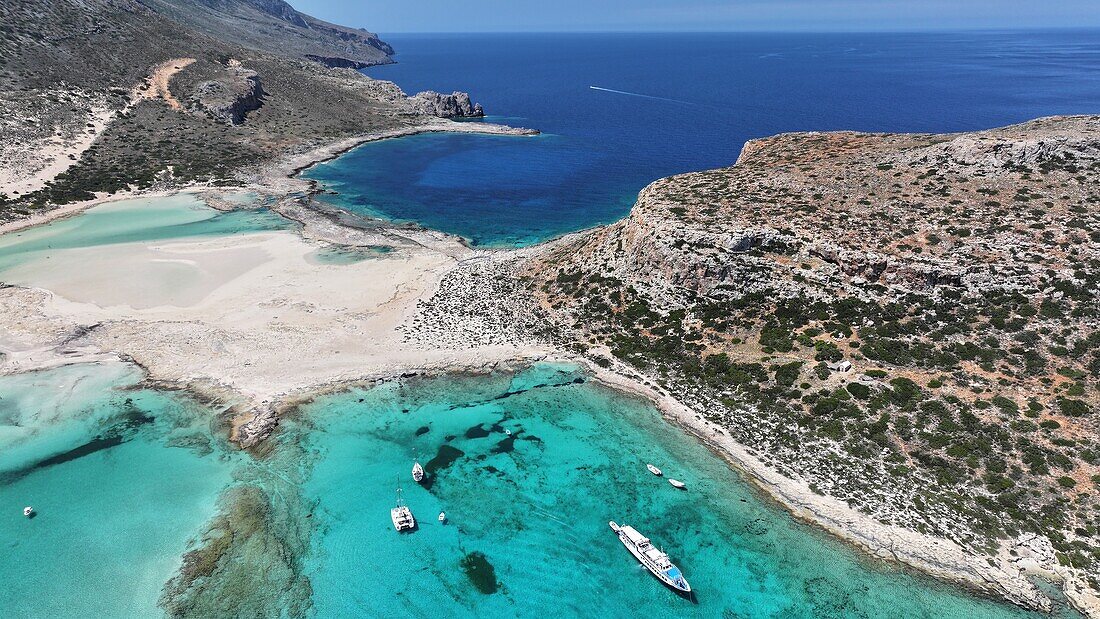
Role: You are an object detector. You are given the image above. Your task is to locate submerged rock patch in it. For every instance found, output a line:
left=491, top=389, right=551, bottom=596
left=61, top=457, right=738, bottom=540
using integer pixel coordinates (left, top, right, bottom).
left=464, top=423, right=491, bottom=439
left=460, top=551, right=499, bottom=595
left=159, top=484, right=312, bottom=618
left=423, top=444, right=464, bottom=490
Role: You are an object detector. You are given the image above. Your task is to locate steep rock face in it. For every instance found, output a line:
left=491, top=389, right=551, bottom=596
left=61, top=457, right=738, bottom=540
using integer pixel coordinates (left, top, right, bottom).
left=234, top=0, right=308, bottom=27
left=407, top=90, right=485, bottom=118
left=186, top=65, right=264, bottom=125
left=137, top=0, right=395, bottom=67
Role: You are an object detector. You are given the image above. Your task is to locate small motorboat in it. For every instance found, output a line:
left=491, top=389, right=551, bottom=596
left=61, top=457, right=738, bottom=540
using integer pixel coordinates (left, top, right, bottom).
left=668, top=479, right=686, bottom=489
left=23, top=506, right=34, bottom=518
left=504, top=429, right=512, bottom=436
left=438, top=511, right=446, bottom=523
left=646, top=463, right=663, bottom=477
left=412, top=460, right=425, bottom=483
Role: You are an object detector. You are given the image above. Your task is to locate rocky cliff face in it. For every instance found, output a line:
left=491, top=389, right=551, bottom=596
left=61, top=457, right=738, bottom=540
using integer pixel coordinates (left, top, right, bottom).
left=186, top=64, right=264, bottom=125
left=528, top=115, right=1100, bottom=610
left=407, top=90, right=485, bottom=118
left=138, top=0, right=395, bottom=67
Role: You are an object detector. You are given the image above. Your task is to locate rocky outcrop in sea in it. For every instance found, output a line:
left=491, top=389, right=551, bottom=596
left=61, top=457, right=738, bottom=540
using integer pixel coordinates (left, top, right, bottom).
left=407, top=90, right=485, bottom=118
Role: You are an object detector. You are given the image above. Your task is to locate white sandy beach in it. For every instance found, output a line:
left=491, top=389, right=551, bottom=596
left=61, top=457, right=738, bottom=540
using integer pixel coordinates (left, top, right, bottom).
left=0, top=211, right=548, bottom=405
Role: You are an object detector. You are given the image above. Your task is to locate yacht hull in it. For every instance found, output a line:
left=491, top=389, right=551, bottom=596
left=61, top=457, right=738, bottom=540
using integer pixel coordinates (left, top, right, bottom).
left=609, top=521, right=691, bottom=595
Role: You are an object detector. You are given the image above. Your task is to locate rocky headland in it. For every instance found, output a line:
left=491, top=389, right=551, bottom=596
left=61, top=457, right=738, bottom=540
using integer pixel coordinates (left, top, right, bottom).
left=408, top=91, right=486, bottom=118
left=521, top=115, right=1099, bottom=615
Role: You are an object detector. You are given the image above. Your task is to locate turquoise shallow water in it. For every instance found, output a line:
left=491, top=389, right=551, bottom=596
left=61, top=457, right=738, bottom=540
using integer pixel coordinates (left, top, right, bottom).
left=292, top=364, right=1061, bottom=618
left=0, top=363, right=240, bottom=617
left=0, top=359, right=1080, bottom=617
left=0, top=193, right=293, bottom=275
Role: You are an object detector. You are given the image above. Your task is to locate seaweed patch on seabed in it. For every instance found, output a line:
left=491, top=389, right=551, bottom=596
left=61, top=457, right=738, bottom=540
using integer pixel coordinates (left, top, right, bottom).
left=422, top=444, right=465, bottom=490
left=0, top=402, right=154, bottom=484
left=460, top=551, right=500, bottom=595
left=465, top=423, right=492, bottom=439
left=490, top=433, right=518, bottom=454
left=160, top=431, right=316, bottom=618
left=446, top=375, right=587, bottom=411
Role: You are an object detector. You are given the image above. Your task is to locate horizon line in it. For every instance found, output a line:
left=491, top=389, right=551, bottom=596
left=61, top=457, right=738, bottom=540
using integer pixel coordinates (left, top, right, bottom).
left=372, top=25, right=1100, bottom=35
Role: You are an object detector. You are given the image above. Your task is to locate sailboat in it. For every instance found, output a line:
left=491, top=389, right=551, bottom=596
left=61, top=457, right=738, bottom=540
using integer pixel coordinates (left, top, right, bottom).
left=391, top=481, right=416, bottom=532
left=412, top=460, right=425, bottom=483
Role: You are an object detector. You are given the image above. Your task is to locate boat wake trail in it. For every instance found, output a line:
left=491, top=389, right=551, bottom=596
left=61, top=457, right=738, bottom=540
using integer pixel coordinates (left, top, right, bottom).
left=588, top=86, right=697, bottom=106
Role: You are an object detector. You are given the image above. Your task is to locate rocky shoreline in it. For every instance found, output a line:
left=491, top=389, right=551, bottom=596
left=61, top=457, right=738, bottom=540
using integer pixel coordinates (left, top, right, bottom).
left=578, top=358, right=1070, bottom=613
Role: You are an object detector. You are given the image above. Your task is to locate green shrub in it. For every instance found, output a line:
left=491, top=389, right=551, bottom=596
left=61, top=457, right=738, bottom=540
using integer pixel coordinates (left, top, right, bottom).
left=846, top=382, right=871, bottom=400
left=1057, top=398, right=1089, bottom=417
left=774, top=361, right=803, bottom=387
left=991, top=396, right=1019, bottom=414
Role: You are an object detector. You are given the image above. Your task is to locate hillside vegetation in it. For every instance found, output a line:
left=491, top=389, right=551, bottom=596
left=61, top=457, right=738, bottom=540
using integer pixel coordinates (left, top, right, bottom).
left=0, top=0, right=464, bottom=218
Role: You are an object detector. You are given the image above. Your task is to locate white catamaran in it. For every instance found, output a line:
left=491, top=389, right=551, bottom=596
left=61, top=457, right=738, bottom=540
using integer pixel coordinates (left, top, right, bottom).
left=609, top=521, right=691, bottom=595
left=391, top=484, right=416, bottom=532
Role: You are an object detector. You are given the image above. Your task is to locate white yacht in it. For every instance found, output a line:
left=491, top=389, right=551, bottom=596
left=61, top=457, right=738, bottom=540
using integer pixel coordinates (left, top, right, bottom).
left=391, top=485, right=416, bottom=532
left=609, top=521, right=691, bottom=594
left=646, top=463, right=663, bottom=476
left=438, top=511, right=446, bottom=523
left=412, top=460, right=425, bottom=483
left=668, top=479, right=686, bottom=489
left=23, top=506, right=34, bottom=518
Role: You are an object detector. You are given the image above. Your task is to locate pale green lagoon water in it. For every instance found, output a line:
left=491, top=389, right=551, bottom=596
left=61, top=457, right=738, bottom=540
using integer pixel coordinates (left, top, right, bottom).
left=304, top=244, right=392, bottom=266
left=0, top=193, right=293, bottom=275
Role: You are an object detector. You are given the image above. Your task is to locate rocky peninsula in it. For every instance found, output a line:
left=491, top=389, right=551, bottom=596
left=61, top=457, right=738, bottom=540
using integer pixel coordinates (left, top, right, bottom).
left=522, top=116, right=1100, bottom=616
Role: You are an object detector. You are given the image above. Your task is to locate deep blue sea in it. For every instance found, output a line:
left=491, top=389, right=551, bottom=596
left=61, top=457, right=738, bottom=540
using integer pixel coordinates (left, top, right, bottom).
left=302, top=30, right=1100, bottom=246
